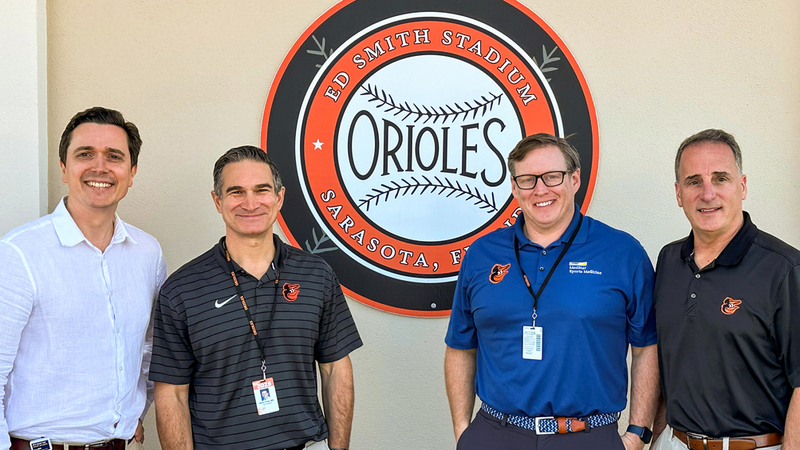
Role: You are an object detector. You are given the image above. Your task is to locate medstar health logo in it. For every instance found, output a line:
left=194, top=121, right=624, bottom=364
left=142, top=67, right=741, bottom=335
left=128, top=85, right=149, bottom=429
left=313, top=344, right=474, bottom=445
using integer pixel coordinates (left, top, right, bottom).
left=262, top=0, right=598, bottom=316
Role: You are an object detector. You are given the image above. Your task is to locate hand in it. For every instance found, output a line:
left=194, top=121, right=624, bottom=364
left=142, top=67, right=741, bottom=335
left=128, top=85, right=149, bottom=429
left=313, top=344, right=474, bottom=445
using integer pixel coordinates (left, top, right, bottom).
left=130, top=419, right=145, bottom=444
left=454, top=422, right=469, bottom=443
left=621, top=432, right=645, bottom=450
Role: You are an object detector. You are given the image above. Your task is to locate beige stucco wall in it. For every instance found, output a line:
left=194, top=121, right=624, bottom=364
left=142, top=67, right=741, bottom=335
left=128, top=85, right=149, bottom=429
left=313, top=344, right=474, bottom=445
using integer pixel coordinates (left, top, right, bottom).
left=0, top=0, right=47, bottom=237
left=44, top=1, right=800, bottom=449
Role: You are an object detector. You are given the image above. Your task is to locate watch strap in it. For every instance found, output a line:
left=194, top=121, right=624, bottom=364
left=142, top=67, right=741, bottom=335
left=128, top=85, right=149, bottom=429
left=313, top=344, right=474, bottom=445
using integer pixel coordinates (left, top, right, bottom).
left=626, top=424, right=653, bottom=444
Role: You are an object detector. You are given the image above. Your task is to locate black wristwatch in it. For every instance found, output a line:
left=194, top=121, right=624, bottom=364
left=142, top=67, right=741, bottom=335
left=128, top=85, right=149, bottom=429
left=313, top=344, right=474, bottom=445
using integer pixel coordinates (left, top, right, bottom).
left=626, top=424, right=653, bottom=444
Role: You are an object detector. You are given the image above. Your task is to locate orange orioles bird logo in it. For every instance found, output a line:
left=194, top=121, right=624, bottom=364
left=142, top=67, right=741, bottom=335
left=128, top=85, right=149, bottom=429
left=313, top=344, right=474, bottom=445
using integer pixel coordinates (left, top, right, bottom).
left=489, top=263, right=511, bottom=284
left=283, top=283, right=301, bottom=301
left=721, top=297, right=742, bottom=315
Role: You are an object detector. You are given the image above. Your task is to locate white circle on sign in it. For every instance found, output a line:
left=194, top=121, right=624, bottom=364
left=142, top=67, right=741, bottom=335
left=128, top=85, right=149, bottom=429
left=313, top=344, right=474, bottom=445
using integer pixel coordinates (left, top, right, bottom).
left=336, top=54, right=521, bottom=242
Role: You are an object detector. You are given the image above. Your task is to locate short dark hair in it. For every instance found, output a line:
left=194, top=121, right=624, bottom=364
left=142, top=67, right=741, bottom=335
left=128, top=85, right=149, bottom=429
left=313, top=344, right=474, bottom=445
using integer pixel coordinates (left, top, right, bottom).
left=507, top=133, right=580, bottom=176
left=675, top=129, right=742, bottom=182
left=213, top=146, right=283, bottom=196
left=58, top=107, right=142, bottom=167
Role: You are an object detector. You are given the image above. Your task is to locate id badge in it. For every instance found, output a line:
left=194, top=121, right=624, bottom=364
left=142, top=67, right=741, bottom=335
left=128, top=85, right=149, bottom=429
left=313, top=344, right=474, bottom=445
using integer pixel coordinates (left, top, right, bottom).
left=252, top=377, right=279, bottom=415
left=29, top=438, right=52, bottom=450
left=522, top=326, right=543, bottom=360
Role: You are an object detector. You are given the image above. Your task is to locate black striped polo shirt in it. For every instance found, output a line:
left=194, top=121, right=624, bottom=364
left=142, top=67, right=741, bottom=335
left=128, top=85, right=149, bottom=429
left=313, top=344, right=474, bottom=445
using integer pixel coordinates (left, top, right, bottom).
left=150, top=236, right=362, bottom=449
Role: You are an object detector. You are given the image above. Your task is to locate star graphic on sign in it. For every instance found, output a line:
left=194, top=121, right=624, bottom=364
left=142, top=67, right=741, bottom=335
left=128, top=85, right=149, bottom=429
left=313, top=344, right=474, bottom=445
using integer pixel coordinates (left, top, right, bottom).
left=312, top=140, right=324, bottom=150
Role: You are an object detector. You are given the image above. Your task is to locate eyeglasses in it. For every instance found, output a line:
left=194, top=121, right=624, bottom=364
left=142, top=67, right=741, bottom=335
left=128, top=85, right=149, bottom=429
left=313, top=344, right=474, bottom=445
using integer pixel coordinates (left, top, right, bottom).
left=512, top=171, right=568, bottom=190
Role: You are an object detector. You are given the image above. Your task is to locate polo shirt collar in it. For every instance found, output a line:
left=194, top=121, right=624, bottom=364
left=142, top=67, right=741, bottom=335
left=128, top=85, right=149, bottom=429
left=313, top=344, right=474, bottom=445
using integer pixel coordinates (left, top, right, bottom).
left=214, top=234, right=288, bottom=281
left=514, top=203, right=587, bottom=249
left=679, top=211, right=758, bottom=266
left=52, top=196, right=134, bottom=248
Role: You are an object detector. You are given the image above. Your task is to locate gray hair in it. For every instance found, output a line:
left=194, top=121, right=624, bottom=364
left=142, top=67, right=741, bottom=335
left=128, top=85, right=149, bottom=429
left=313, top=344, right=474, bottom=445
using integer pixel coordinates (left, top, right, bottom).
left=675, top=129, right=742, bottom=182
left=213, top=146, right=283, bottom=196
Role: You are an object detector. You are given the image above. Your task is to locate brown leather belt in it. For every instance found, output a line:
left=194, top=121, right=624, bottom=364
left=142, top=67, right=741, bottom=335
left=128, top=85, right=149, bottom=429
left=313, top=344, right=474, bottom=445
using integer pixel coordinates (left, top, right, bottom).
left=673, top=429, right=782, bottom=450
left=10, top=438, right=125, bottom=450
left=557, top=416, right=587, bottom=433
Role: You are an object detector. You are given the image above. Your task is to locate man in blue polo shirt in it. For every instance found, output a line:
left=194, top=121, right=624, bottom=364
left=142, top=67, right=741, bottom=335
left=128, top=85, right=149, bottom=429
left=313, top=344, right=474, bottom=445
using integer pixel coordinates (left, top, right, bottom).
left=445, top=133, right=659, bottom=450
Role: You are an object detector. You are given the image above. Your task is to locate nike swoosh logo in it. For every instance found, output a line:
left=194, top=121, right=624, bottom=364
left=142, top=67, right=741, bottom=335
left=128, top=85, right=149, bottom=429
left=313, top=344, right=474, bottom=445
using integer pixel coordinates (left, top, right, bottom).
left=215, top=295, right=237, bottom=309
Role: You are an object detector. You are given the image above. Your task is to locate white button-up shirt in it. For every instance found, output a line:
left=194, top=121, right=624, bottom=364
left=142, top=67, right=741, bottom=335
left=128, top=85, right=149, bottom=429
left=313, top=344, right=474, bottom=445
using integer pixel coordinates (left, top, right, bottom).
left=0, top=198, right=166, bottom=449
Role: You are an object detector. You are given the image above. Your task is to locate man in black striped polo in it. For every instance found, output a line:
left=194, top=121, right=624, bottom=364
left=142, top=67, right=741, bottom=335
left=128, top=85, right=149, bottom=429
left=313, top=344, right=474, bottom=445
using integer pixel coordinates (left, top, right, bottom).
left=150, top=146, right=362, bottom=450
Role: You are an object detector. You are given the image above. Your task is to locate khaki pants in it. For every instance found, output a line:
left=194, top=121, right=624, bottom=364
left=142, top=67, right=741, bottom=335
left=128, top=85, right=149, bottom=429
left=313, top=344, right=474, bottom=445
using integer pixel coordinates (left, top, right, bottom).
left=651, top=426, right=781, bottom=450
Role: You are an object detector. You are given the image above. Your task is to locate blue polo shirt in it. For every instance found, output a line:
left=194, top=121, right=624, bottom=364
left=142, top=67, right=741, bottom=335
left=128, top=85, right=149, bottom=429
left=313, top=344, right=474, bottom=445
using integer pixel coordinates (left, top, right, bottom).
left=445, top=207, right=656, bottom=417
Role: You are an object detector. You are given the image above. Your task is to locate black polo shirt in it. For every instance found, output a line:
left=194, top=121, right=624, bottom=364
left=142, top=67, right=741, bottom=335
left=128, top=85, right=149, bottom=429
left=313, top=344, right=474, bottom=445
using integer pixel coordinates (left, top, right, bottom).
left=655, top=212, right=800, bottom=437
left=150, top=236, right=362, bottom=450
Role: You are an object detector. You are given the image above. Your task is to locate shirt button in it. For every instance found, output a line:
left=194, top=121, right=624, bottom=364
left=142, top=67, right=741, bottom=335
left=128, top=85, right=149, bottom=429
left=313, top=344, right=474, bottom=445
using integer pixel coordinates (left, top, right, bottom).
left=539, top=267, right=545, bottom=271
left=695, top=274, right=701, bottom=279
left=690, top=293, right=697, bottom=299
left=542, top=250, right=547, bottom=255
left=119, top=366, right=123, bottom=371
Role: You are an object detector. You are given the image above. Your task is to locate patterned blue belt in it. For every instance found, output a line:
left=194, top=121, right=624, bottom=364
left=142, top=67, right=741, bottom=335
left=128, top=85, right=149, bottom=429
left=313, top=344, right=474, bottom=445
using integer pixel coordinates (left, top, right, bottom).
left=481, top=402, right=620, bottom=435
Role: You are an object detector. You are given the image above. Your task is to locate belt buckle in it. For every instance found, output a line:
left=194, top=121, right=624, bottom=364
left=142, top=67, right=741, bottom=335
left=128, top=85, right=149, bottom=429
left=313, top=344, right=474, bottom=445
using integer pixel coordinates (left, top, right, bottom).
left=80, top=440, right=110, bottom=449
left=685, top=432, right=710, bottom=450
left=535, top=416, right=555, bottom=435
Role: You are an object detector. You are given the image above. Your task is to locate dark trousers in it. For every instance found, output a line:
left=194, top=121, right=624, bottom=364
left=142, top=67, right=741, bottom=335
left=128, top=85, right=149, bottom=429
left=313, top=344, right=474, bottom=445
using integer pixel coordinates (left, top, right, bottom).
left=457, top=409, right=625, bottom=450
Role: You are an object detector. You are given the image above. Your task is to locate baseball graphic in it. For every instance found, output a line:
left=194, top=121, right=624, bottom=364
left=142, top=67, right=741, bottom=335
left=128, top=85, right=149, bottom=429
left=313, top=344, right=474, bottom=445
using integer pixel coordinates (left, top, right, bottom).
left=262, top=0, right=597, bottom=315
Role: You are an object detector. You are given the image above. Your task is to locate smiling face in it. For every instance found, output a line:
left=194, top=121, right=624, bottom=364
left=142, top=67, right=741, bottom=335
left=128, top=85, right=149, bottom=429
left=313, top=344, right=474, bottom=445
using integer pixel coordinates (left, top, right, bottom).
left=511, top=145, right=580, bottom=241
left=675, top=141, right=747, bottom=242
left=60, top=123, right=137, bottom=216
left=212, top=160, right=285, bottom=240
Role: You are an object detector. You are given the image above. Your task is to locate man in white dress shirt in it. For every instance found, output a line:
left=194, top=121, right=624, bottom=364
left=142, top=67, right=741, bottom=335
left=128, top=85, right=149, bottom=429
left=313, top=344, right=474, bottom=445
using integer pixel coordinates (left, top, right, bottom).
left=0, top=107, right=165, bottom=450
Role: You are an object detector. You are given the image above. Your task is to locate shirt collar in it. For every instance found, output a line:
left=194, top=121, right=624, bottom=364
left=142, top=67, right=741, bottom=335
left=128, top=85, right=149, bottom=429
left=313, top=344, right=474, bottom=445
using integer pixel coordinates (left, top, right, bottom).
left=679, top=211, right=757, bottom=266
left=513, top=204, right=587, bottom=249
left=51, top=196, right=134, bottom=248
left=214, top=234, right=287, bottom=281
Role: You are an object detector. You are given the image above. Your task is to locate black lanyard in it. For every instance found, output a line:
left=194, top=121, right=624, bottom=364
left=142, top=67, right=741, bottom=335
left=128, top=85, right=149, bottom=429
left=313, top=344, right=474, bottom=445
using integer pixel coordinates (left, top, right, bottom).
left=513, top=214, right=583, bottom=323
left=223, top=239, right=279, bottom=376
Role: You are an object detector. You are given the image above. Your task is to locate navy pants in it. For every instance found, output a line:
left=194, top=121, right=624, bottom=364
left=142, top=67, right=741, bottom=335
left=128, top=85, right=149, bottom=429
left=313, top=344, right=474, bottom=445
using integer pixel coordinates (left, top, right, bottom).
left=457, top=410, right=625, bottom=450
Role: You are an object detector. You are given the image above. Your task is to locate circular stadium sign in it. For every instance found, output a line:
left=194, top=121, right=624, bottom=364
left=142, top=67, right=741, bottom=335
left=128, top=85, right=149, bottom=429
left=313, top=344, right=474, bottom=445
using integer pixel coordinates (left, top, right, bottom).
left=262, top=0, right=598, bottom=316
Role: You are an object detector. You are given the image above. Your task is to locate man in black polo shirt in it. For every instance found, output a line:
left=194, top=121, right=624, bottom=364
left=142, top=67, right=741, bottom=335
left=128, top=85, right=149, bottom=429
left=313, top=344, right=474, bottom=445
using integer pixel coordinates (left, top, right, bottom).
left=150, top=146, right=361, bottom=450
left=652, top=129, right=799, bottom=450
